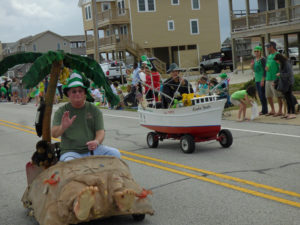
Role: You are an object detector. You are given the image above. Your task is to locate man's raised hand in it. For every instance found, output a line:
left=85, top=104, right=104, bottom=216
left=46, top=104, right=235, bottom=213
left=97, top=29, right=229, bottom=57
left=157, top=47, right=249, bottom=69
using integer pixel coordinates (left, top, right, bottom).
left=61, top=111, right=76, bottom=130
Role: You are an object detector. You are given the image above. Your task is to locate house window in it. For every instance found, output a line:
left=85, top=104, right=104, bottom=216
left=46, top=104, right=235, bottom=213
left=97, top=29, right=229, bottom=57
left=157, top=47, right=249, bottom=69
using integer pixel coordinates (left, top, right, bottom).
left=102, top=3, right=111, bottom=11
left=118, top=0, right=126, bottom=14
left=120, top=25, right=128, bottom=35
left=168, top=20, right=175, bottom=31
left=187, top=45, right=196, bottom=50
left=78, top=42, right=85, bottom=48
left=171, top=0, right=179, bottom=5
left=278, top=0, right=285, bottom=8
left=70, top=42, right=77, bottom=48
left=85, top=4, right=92, bottom=20
left=190, top=19, right=199, bottom=35
left=191, top=0, right=200, bottom=10
left=33, top=44, right=37, bottom=52
left=57, top=43, right=61, bottom=50
left=106, top=29, right=110, bottom=36
left=138, top=0, right=156, bottom=12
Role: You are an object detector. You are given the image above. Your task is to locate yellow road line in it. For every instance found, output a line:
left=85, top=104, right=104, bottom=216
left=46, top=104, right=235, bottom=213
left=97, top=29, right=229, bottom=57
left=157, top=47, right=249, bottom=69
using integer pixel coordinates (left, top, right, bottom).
left=120, top=150, right=300, bottom=198
left=0, top=119, right=35, bottom=130
left=1, top=119, right=300, bottom=208
left=0, top=122, right=37, bottom=135
left=123, top=156, right=300, bottom=208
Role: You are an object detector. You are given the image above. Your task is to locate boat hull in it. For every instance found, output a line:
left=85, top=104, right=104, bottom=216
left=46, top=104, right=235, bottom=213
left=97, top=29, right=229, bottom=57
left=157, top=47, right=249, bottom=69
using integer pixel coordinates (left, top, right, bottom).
left=138, top=99, right=226, bottom=137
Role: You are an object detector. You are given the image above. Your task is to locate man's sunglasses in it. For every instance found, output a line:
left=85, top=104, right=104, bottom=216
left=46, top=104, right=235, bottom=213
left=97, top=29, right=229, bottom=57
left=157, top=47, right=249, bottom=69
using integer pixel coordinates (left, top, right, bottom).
left=70, top=89, right=84, bottom=94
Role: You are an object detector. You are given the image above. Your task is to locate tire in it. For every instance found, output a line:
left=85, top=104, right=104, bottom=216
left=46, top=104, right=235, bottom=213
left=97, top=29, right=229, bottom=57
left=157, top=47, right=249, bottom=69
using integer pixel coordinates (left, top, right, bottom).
left=218, top=129, right=233, bottom=148
left=200, top=65, right=206, bottom=74
left=180, top=135, right=195, bottom=153
left=119, top=76, right=127, bottom=84
left=290, top=57, right=296, bottom=65
left=132, top=214, right=145, bottom=221
left=214, top=64, right=222, bottom=73
left=230, top=65, right=233, bottom=71
left=147, top=132, right=159, bottom=148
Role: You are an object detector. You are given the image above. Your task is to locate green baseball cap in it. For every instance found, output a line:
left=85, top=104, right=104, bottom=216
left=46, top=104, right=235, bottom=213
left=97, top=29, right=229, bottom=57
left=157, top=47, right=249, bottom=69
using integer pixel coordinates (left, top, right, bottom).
left=219, top=73, right=227, bottom=79
left=254, top=46, right=263, bottom=51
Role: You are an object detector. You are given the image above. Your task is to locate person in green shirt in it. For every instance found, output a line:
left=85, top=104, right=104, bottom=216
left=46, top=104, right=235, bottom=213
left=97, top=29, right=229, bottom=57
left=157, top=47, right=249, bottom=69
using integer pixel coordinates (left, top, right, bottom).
left=265, top=41, right=283, bottom=116
left=230, top=86, right=257, bottom=122
left=251, top=46, right=268, bottom=115
left=51, top=72, right=121, bottom=161
left=0, top=83, right=7, bottom=101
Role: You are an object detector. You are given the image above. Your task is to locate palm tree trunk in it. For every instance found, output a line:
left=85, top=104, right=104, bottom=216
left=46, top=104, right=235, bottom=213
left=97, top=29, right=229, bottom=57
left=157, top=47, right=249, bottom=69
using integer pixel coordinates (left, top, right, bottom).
left=42, top=60, right=62, bottom=142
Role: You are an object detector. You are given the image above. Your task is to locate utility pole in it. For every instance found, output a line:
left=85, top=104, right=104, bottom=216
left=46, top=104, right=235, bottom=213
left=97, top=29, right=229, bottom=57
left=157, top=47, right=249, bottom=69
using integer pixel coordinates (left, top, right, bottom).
left=92, top=0, right=100, bottom=62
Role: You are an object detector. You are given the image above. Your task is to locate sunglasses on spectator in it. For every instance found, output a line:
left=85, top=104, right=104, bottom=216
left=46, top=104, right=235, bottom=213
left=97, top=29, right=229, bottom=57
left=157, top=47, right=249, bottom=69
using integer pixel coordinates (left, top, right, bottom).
left=70, top=89, right=84, bottom=94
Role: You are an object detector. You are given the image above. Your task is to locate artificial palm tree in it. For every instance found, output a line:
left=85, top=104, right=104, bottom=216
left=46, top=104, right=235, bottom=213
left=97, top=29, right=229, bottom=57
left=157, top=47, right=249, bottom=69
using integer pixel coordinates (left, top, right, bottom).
left=0, top=51, right=119, bottom=143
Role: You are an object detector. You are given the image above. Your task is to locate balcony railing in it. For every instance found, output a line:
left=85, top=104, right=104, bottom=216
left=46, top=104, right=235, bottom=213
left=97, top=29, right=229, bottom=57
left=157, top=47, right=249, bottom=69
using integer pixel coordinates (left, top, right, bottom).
left=232, top=5, right=300, bottom=32
left=86, top=35, right=145, bottom=55
left=97, top=8, right=129, bottom=27
left=86, top=35, right=166, bottom=74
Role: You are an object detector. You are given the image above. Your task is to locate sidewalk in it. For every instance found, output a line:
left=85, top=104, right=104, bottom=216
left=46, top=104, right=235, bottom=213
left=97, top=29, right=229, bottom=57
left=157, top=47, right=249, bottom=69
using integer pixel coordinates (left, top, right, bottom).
left=223, top=103, right=300, bottom=126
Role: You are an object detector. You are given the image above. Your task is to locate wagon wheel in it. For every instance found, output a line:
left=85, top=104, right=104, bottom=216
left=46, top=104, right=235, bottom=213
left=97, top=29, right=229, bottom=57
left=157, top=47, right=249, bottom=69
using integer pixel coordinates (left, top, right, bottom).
left=132, top=214, right=145, bottom=221
left=180, top=135, right=195, bottom=154
left=218, top=129, right=233, bottom=148
left=147, top=132, right=159, bottom=148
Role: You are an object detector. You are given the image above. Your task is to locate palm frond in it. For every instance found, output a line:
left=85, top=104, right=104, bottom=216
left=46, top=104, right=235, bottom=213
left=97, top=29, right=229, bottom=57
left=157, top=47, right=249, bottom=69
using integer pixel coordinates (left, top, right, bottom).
left=0, top=52, right=42, bottom=75
left=22, top=51, right=64, bottom=88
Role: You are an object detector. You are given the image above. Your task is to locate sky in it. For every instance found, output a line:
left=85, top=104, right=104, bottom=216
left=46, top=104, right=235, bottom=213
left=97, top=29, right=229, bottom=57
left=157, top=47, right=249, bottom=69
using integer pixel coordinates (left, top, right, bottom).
left=0, top=0, right=257, bottom=44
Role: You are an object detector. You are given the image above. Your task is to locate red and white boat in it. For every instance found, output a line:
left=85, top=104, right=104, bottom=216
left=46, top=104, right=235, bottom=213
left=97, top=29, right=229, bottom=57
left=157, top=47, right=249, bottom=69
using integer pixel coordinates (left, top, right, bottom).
left=138, top=95, right=233, bottom=153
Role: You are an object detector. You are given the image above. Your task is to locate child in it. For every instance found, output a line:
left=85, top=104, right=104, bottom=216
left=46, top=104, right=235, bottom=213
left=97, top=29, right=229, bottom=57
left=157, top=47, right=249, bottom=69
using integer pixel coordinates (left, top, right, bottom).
left=208, top=77, right=219, bottom=91
left=116, top=89, right=125, bottom=109
left=197, top=75, right=208, bottom=96
left=230, top=86, right=257, bottom=122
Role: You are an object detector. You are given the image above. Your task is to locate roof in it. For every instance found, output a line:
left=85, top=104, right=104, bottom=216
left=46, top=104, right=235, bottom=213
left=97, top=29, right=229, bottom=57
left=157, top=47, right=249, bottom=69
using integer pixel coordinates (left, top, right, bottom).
left=64, top=35, right=86, bottom=42
left=12, top=30, right=70, bottom=46
left=78, top=0, right=114, bottom=7
left=27, top=30, right=70, bottom=44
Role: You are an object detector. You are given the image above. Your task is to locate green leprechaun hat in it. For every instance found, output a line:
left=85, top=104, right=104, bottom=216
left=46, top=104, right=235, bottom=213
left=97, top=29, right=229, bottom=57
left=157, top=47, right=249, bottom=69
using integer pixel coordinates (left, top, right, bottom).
left=63, top=70, right=94, bottom=102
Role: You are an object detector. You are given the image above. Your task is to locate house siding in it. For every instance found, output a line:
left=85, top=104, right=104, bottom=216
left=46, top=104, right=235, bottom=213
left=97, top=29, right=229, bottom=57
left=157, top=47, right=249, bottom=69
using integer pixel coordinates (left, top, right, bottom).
left=27, top=33, right=71, bottom=53
left=129, top=0, right=220, bottom=54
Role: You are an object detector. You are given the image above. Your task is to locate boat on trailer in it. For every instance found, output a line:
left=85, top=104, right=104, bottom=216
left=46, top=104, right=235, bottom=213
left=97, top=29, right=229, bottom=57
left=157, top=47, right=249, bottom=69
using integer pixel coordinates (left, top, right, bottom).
left=138, top=94, right=233, bottom=153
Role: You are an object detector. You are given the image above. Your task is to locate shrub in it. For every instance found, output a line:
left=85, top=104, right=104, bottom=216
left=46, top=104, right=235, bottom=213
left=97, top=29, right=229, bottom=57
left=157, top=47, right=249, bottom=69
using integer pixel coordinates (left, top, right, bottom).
left=293, top=74, right=300, bottom=91
left=241, top=78, right=255, bottom=90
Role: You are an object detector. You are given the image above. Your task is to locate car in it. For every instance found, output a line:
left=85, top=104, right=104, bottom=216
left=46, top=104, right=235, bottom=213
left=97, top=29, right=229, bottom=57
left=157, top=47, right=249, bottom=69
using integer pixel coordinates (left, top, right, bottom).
left=278, top=47, right=299, bottom=65
left=199, top=47, right=233, bottom=73
left=100, top=61, right=127, bottom=83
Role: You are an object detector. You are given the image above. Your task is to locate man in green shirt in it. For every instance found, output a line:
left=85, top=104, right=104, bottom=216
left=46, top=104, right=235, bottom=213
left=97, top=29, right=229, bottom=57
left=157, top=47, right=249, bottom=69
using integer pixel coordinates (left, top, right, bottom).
left=265, top=41, right=283, bottom=116
left=52, top=72, right=121, bottom=161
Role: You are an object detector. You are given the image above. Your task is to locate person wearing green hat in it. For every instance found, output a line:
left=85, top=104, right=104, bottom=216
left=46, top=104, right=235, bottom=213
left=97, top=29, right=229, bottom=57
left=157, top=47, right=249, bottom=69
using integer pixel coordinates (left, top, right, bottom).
left=52, top=72, right=121, bottom=161
left=251, top=45, right=268, bottom=115
left=265, top=41, right=283, bottom=116
left=217, top=73, right=232, bottom=107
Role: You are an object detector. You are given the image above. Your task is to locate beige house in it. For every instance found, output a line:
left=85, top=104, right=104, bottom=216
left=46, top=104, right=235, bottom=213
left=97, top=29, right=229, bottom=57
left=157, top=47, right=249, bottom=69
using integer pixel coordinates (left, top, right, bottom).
left=229, top=0, right=300, bottom=68
left=1, top=30, right=71, bottom=78
left=1, top=30, right=71, bottom=58
left=78, top=0, right=221, bottom=71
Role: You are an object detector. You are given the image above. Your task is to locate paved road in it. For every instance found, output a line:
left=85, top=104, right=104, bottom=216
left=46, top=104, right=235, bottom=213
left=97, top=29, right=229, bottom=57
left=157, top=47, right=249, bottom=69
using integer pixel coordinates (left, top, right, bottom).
left=0, top=102, right=300, bottom=225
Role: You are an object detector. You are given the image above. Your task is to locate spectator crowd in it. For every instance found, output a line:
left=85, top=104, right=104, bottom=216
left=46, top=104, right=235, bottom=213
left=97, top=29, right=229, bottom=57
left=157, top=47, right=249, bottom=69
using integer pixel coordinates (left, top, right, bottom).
left=1, top=45, right=298, bottom=123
